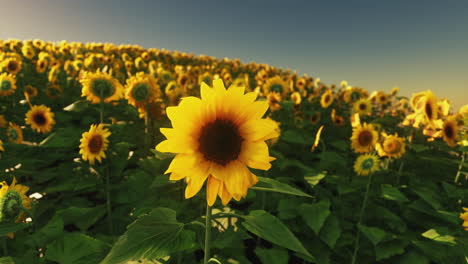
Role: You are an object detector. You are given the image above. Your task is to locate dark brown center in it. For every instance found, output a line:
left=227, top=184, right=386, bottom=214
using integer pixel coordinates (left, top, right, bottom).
left=359, top=103, right=367, bottom=110
left=443, top=123, right=454, bottom=139
left=425, top=101, right=433, bottom=119
left=33, top=113, right=47, bottom=126
left=358, top=130, right=373, bottom=146
left=8, top=62, right=17, bottom=72
left=88, top=135, right=103, bottom=153
left=198, top=119, right=243, bottom=166
left=324, top=95, right=331, bottom=103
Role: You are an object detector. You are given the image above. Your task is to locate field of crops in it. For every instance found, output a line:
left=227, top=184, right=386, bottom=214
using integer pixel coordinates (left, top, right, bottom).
left=0, top=39, right=467, bottom=264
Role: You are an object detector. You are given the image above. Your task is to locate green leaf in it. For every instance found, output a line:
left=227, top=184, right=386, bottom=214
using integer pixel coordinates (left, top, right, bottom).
left=381, top=184, right=409, bottom=202
left=396, top=250, right=430, bottom=264
left=252, top=177, right=313, bottom=198
left=101, top=208, right=196, bottom=264
left=281, top=130, right=308, bottom=145
left=31, top=216, right=64, bottom=246
left=39, top=128, right=82, bottom=148
left=57, top=206, right=106, bottom=231
left=63, top=100, right=90, bottom=112
left=0, top=257, right=15, bottom=264
left=304, top=171, right=326, bottom=187
left=358, top=224, right=387, bottom=246
left=46, top=233, right=109, bottom=264
left=421, top=229, right=456, bottom=245
left=412, top=187, right=442, bottom=210
left=375, top=240, right=408, bottom=261
left=299, top=200, right=331, bottom=234
left=0, top=223, right=30, bottom=237
left=319, top=215, right=341, bottom=249
left=255, top=247, right=289, bottom=264
left=242, top=210, right=314, bottom=259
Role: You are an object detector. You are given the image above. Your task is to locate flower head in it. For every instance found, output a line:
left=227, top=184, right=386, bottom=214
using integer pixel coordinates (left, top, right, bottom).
left=354, top=154, right=380, bottom=176
left=25, top=105, right=56, bottom=133
left=79, top=124, right=111, bottom=165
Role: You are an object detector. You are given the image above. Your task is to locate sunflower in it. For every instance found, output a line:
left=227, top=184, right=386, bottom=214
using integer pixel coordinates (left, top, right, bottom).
left=267, top=92, right=282, bottom=112
left=353, top=98, right=372, bottom=116
left=80, top=71, right=124, bottom=104
left=390, top=86, right=399, bottom=97
left=354, top=154, right=380, bottom=176
left=0, top=73, right=17, bottom=96
left=7, top=123, right=23, bottom=144
left=0, top=178, right=32, bottom=228
left=36, top=58, right=48, bottom=73
left=25, top=85, right=38, bottom=98
left=46, top=84, right=62, bottom=99
left=442, top=116, right=459, bottom=147
left=422, top=91, right=438, bottom=127
left=351, top=123, right=379, bottom=153
left=310, top=112, right=321, bottom=125
left=460, top=208, right=468, bottom=231
left=331, top=109, right=345, bottom=126
left=320, top=89, right=334, bottom=108
left=0, top=140, right=4, bottom=152
left=1, top=58, right=22, bottom=75
left=291, top=92, right=302, bottom=105
left=156, top=79, right=278, bottom=206
left=199, top=72, right=213, bottom=86
left=125, top=72, right=161, bottom=109
left=343, top=87, right=367, bottom=104
left=165, top=80, right=184, bottom=105
left=0, top=115, right=6, bottom=128
left=25, top=105, right=56, bottom=133
left=263, top=76, right=289, bottom=97
left=79, top=124, right=111, bottom=165
left=376, top=133, right=406, bottom=159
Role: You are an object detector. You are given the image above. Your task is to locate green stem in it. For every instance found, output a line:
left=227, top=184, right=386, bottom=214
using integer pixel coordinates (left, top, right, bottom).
left=351, top=173, right=373, bottom=264
left=2, top=237, right=7, bottom=256
left=204, top=204, right=212, bottom=264
left=144, top=103, right=151, bottom=155
left=397, top=160, right=405, bottom=186
left=454, top=152, right=466, bottom=184
left=105, top=167, right=113, bottom=235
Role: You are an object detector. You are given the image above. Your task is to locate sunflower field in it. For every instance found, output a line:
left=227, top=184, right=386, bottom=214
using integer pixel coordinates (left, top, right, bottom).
left=0, top=39, right=467, bottom=264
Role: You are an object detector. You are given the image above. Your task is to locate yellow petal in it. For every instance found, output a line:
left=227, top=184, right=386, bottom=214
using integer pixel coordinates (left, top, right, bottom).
left=239, top=141, right=272, bottom=170
left=206, top=176, right=221, bottom=206
left=240, top=119, right=278, bottom=141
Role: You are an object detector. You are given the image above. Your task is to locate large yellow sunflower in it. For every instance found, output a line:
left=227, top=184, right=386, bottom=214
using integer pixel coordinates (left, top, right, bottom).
left=7, top=123, right=23, bottom=144
left=351, top=123, right=379, bottom=153
left=25, top=105, right=55, bottom=133
left=125, top=72, right=161, bottom=109
left=79, top=124, right=111, bottom=165
left=320, top=89, right=334, bottom=108
left=376, top=133, right=406, bottom=159
left=80, top=71, right=124, bottom=104
left=156, top=79, right=278, bottom=206
left=0, top=73, right=17, bottom=96
left=354, top=154, right=380, bottom=176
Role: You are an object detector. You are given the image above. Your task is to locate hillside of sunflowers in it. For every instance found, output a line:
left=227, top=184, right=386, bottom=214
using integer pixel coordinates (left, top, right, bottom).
left=0, top=39, right=467, bottom=264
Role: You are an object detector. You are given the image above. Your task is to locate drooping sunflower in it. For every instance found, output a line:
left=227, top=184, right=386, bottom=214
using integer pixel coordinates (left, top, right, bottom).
left=422, top=91, right=438, bottom=127
left=125, top=72, right=161, bottom=109
left=353, top=98, right=372, bottom=116
left=80, top=71, right=124, bottom=104
left=320, top=89, right=334, bottom=108
left=25, top=105, right=56, bottom=133
left=351, top=123, right=379, bottom=153
left=7, top=123, right=23, bottom=144
left=79, top=124, right=111, bottom=165
left=25, top=85, right=38, bottom=98
left=46, top=84, right=62, bottom=99
left=0, top=178, right=32, bottom=223
left=1, top=58, right=22, bottom=75
left=442, top=116, right=459, bottom=147
left=156, top=79, right=278, bottom=206
left=460, top=208, right=468, bottom=231
left=263, top=76, right=289, bottom=97
left=376, top=133, right=406, bottom=159
left=0, top=73, right=17, bottom=96
left=36, top=58, right=48, bottom=73
left=354, top=154, right=380, bottom=176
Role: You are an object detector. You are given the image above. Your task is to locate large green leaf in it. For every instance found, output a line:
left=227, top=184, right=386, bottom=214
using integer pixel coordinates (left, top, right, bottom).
left=255, top=247, right=289, bottom=264
left=381, top=184, right=409, bottom=202
left=46, top=233, right=109, bottom=264
left=299, top=200, right=331, bottom=234
left=57, top=206, right=106, bottom=231
left=252, top=177, right=313, bottom=198
left=242, top=210, right=314, bottom=259
left=375, top=240, right=408, bottom=261
left=0, top=257, right=15, bottom=264
left=358, top=224, right=387, bottom=246
left=100, top=208, right=196, bottom=264
left=319, top=215, right=341, bottom=249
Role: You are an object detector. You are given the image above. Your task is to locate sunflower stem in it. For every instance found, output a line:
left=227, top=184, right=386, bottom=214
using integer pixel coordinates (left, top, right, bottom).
left=397, top=160, right=405, bottom=186
left=144, top=103, right=151, bottom=155
left=454, top=152, right=466, bottom=184
left=204, top=204, right=212, bottom=264
left=105, top=167, right=113, bottom=235
left=351, top=173, right=373, bottom=264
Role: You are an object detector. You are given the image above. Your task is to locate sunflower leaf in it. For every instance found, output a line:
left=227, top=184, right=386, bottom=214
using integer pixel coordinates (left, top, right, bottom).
left=45, top=233, right=109, bottom=264
left=242, top=210, right=314, bottom=260
left=0, top=222, right=30, bottom=237
left=252, top=177, right=313, bottom=198
left=100, top=208, right=196, bottom=264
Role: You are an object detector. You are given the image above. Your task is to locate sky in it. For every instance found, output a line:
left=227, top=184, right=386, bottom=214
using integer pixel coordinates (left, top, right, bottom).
left=1, top=0, right=467, bottom=108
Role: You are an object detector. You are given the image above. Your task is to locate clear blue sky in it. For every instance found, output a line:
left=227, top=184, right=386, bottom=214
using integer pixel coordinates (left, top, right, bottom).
left=1, top=0, right=467, bottom=108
